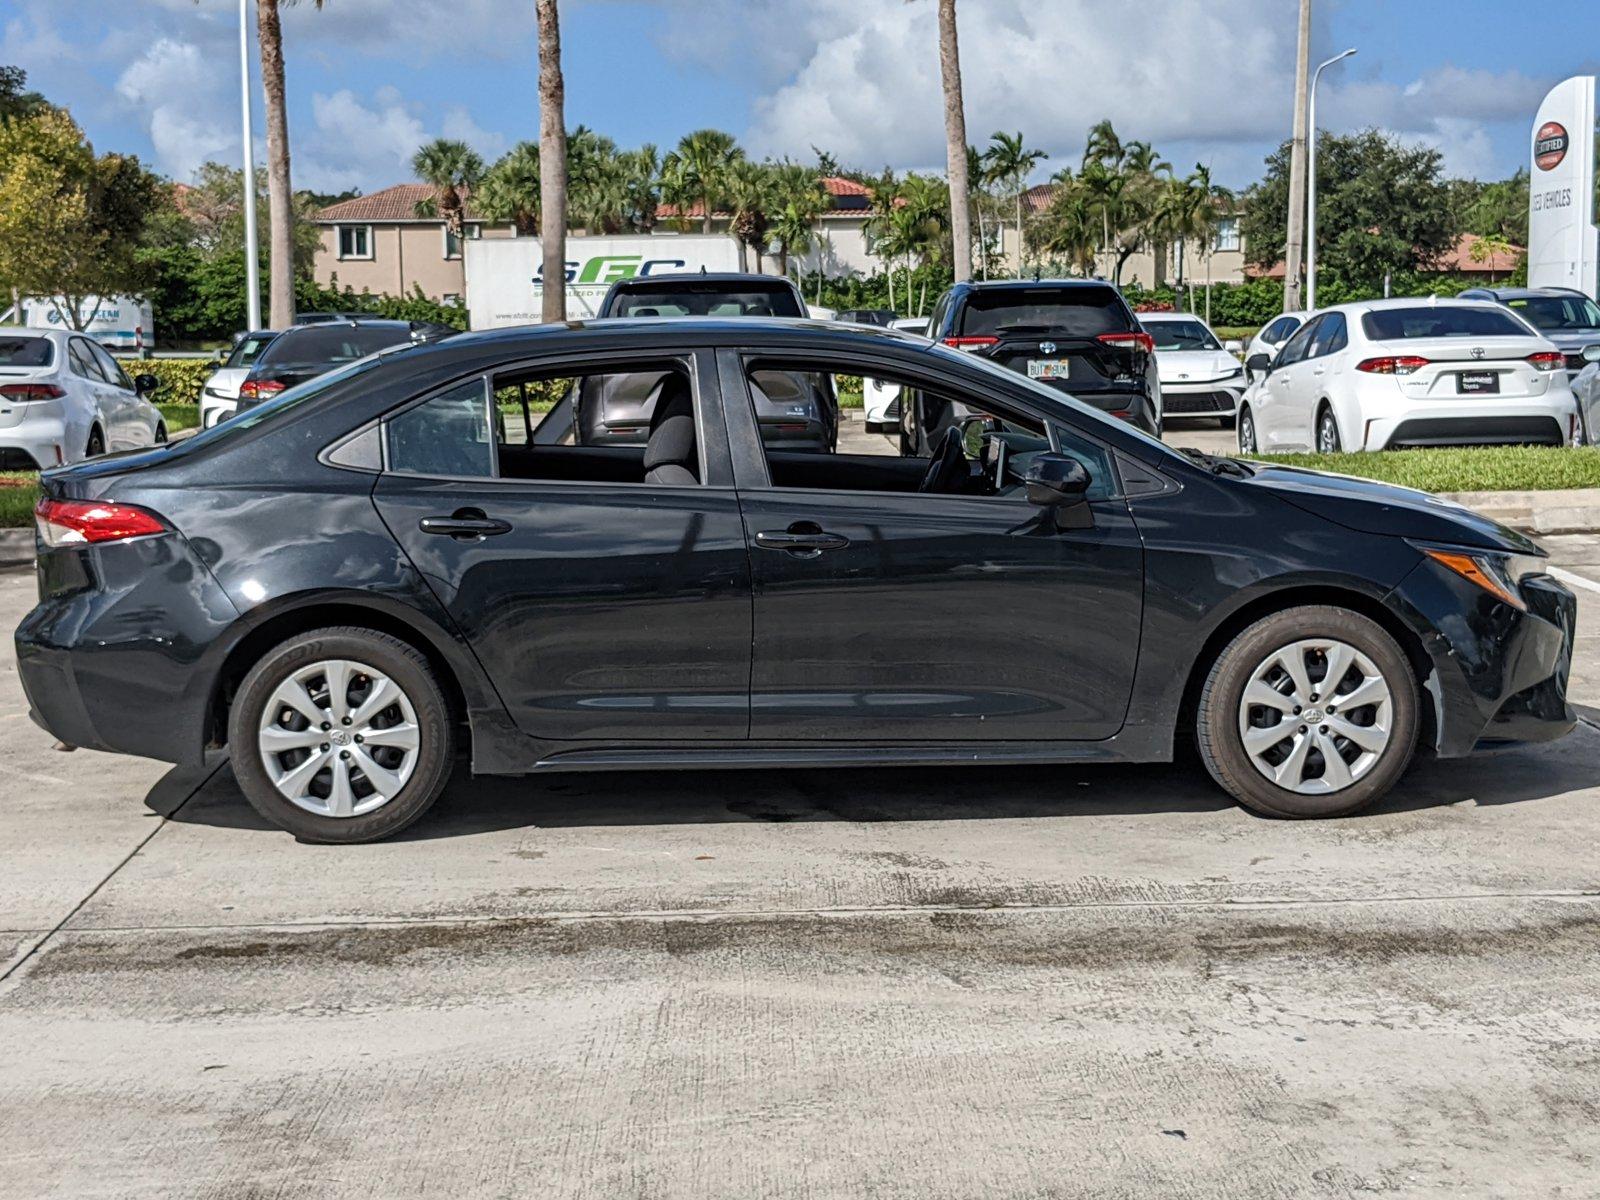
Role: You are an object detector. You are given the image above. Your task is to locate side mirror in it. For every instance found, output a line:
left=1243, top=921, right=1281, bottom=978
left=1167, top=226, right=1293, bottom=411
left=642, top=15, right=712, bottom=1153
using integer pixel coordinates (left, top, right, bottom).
left=1023, top=452, right=1091, bottom=508
left=1583, top=344, right=1600, bottom=364
left=1246, top=352, right=1273, bottom=376
left=133, top=373, right=160, bottom=397
left=1224, top=339, right=1244, bottom=354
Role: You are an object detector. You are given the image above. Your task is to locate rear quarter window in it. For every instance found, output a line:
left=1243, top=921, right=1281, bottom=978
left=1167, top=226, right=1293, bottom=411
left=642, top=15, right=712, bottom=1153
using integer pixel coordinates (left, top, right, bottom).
left=1361, top=307, right=1530, bottom=341
left=958, top=288, right=1131, bottom=338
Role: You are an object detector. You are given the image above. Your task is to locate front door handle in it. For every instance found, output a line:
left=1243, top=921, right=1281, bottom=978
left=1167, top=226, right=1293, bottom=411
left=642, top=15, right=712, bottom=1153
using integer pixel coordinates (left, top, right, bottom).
left=419, top=509, right=512, bottom=540
left=755, top=526, right=850, bottom=557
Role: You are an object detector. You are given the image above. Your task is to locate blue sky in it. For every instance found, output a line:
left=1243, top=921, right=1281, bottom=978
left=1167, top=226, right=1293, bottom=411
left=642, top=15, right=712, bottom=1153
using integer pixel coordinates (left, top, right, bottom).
left=4, top=0, right=1597, bottom=194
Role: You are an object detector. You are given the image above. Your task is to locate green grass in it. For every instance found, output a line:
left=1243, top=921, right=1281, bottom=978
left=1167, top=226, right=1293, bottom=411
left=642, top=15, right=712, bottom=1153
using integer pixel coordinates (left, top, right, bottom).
left=0, top=473, right=37, bottom=529
left=1256, top=446, right=1600, bottom=493
left=1214, top=326, right=1261, bottom=342
left=157, top=402, right=200, bottom=433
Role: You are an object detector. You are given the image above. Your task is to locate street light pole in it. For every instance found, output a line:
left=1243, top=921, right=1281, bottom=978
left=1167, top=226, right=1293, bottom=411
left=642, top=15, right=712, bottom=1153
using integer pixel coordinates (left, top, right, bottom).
left=1306, top=46, right=1356, bottom=312
left=239, top=0, right=262, bottom=331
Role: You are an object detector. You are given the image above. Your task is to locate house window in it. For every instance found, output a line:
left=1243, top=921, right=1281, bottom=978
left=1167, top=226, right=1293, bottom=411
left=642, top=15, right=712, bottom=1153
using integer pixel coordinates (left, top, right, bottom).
left=338, top=225, right=372, bottom=260
left=444, top=224, right=481, bottom=260
left=1213, top=217, right=1241, bottom=253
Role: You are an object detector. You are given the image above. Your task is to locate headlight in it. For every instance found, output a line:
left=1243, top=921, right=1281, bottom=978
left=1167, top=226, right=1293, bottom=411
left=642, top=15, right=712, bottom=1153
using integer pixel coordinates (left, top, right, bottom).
left=1415, top=544, right=1547, bottom=611
left=1217, top=365, right=1243, bottom=381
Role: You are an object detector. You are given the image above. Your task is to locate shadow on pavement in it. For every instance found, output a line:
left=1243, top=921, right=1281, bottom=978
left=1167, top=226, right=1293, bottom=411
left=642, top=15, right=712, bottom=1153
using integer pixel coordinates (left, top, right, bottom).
left=145, top=721, right=1600, bottom=841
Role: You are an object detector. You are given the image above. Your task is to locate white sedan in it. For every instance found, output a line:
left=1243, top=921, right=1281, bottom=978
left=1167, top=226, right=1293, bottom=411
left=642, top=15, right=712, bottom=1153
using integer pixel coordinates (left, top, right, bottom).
left=1138, top=312, right=1247, bottom=425
left=1245, top=310, right=1309, bottom=381
left=0, top=327, right=166, bottom=470
left=862, top=317, right=931, bottom=433
left=1239, top=298, right=1582, bottom=454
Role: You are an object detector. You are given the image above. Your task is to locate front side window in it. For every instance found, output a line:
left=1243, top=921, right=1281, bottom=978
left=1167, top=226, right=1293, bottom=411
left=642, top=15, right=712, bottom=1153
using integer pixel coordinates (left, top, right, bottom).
left=338, top=225, right=372, bottom=260
left=386, top=377, right=495, bottom=478
left=1361, top=306, right=1530, bottom=341
left=1276, top=316, right=1322, bottom=366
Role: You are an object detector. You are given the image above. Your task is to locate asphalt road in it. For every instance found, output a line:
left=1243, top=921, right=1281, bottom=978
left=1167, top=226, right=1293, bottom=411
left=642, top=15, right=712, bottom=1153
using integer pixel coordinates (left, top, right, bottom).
left=2, top=479, right=1599, bottom=1197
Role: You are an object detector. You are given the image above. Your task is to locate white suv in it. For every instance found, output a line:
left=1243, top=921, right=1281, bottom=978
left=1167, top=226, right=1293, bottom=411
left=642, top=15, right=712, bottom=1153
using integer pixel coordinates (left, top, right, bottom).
left=1238, top=298, right=1582, bottom=454
left=0, top=327, right=166, bottom=470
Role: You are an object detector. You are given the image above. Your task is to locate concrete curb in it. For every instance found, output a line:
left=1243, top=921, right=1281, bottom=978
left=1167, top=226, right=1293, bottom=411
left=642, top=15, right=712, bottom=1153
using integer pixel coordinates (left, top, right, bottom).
left=1438, top=488, right=1600, bottom=536
left=0, top=528, right=32, bottom=568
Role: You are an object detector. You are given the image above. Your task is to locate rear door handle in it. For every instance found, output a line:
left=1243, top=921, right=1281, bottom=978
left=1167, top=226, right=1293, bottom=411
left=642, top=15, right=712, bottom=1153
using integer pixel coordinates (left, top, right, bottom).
left=419, top=511, right=512, bottom=539
left=755, top=528, right=850, bottom=556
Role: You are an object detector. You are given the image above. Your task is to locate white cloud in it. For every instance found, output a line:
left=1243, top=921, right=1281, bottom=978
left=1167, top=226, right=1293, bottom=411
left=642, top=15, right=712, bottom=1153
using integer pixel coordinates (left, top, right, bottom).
left=116, top=38, right=237, bottom=180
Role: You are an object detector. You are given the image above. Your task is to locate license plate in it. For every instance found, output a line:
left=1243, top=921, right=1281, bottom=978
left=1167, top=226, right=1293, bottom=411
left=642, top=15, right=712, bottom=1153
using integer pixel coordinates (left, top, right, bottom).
left=1458, top=370, right=1499, bottom=395
left=1027, top=359, right=1072, bottom=380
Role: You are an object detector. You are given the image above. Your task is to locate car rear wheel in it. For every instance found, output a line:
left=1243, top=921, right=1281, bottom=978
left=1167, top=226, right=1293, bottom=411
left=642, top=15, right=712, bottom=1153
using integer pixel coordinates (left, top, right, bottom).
left=85, top=427, right=104, bottom=458
left=228, top=627, right=454, bottom=843
left=1196, top=606, right=1418, bottom=818
left=1316, top=405, right=1342, bottom=453
left=154, top=422, right=168, bottom=444
left=1237, top=407, right=1258, bottom=455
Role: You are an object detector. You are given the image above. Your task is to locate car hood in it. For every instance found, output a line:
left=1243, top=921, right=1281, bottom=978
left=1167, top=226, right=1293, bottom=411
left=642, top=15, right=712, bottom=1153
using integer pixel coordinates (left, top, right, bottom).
left=1154, top=349, right=1240, bottom=383
left=1244, top=461, right=1541, bottom=554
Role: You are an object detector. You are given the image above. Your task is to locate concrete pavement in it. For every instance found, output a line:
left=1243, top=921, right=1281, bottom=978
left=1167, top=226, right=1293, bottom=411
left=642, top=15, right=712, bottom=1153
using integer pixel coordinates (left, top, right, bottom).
left=2, top=519, right=1599, bottom=1197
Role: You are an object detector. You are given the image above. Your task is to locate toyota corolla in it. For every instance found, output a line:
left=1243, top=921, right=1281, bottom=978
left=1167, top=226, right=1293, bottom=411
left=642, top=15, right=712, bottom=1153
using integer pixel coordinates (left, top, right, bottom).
left=14, top=319, right=1576, bottom=842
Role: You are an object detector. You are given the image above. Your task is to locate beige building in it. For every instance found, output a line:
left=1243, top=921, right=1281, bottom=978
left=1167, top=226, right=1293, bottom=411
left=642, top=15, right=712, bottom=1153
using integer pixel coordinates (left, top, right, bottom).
left=312, top=184, right=516, bottom=305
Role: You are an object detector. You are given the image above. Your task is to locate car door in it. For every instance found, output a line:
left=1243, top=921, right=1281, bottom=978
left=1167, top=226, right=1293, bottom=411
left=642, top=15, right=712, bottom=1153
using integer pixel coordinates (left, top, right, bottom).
left=1304, top=312, right=1349, bottom=438
left=721, top=347, right=1145, bottom=744
left=66, top=338, right=117, bottom=454
left=1259, top=316, right=1321, bottom=449
left=369, top=349, right=753, bottom=747
left=86, top=341, right=147, bottom=446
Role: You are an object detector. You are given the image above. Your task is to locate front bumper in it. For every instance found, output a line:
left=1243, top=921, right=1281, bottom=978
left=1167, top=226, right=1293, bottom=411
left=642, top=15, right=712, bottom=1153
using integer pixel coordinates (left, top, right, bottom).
left=1160, top=378, right=1244, bottom=417
left=1386, top=556, right=1577, bottom=756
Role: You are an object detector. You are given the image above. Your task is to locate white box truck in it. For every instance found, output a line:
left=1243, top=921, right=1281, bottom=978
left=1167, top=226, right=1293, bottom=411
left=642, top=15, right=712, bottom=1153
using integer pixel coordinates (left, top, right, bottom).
left=7, top=295, right=155, bottom=353
left=464, top=235, right=744, bottom=329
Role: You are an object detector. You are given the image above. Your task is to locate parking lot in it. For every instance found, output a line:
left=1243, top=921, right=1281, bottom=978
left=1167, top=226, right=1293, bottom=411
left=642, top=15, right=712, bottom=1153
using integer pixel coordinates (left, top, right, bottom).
left=0, top=504, right=1597, bottom=1197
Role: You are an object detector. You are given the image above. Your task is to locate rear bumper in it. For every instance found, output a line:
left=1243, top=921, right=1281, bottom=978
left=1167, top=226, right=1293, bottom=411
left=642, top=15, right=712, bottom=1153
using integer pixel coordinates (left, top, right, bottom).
left=1360, top=393, right=1579, bottom=450
left=1, top=411, right=83, bottom=468
left=1386, top=559, right=1577, bottom=757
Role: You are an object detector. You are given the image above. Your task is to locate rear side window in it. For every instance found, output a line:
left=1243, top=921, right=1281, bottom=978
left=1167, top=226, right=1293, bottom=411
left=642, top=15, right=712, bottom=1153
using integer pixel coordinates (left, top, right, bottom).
left=259, top=325, right=412, bottom=365
left=386, top=377, right=495, bottom=478
left=226, top=335, right=277, bottom=368
left=611, top=286, right=804, bottom=318
left=958, top=288, right=1130, bottom=338
left=0, top=336, right=53, bottom=367
left=1362, top=307, right=1529, bottom=341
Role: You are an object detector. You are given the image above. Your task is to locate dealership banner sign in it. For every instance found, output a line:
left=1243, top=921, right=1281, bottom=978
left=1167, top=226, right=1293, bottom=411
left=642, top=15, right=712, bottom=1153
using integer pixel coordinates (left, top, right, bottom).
left=1527, top=76, right=1598, bottom=298
left=464, top=235, right=743, bottom=329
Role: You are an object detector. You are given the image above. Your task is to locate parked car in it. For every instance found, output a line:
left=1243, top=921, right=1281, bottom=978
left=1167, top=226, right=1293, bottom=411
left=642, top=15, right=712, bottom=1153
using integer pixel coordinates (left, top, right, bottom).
left=921, top=279, right=1162, bottom=447
left=1460, top=286, right=1600, bottom=441
left=235, top=320, right=446, bottom=414
left=1137, top=312, right=1247, bottom=426
left=863, top=318, right=933, bottom=432
left=833, top=309, right=899, bottom=327
left=1245, top=311, right=1309, bottom=381
left=583, top=272, right=837, bottom=452
left=294, top=311, right=372, bottom=325
left=200, top=330, right=281, bottom=428
left=16, top=320, right=1576, bottom=842
left=1568, top=346, right=1600, bottom=445
left=0, top=327, right=165, bottom=469
left=1238, top=298, right=1582, bottom=455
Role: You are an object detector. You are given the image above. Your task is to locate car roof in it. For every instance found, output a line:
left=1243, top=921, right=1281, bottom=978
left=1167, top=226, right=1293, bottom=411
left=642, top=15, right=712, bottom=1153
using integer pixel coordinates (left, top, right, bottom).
left=275, top=317, right=417, bottom=332
left=610, top=273, right=800, bottom=289
left=1136, top=311, right=1208, bottom=322
left=950, top=278, right=1117, bottom=293
left=1463, top=286, right=1586, bottom=300
left=1313, top=296, right=1513, bottom=315
left=0, top=326, right=66, bottom=339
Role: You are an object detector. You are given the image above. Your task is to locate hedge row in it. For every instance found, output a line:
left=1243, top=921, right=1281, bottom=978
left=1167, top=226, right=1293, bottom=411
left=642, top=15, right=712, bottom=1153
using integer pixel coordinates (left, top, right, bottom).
left=132, top=358, right=215, bottom=405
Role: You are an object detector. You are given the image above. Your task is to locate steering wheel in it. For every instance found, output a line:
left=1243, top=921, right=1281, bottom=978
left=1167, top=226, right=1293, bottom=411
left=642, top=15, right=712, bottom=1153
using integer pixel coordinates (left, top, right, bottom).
left=918, top=425, right=969, bottom=493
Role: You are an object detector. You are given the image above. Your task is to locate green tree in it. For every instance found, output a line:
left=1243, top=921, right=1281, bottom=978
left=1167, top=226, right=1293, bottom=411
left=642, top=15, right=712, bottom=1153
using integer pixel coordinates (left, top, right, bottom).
left=982, top=130, right=1047, bottom=274
left=1242, top=129, right=1456, bottom=289
left=661, top=129, right=743, bottom=233
left=724, top=159, right=775, bottom=272
left=1457, top=169, right=1529, bottom=245
left=0, top=65, right=52, bottom=122
left=0, top=110, right=161, bottom=329
left=475, top=141, right=541, bottom=235
left=1027, top=169, right=1099, bottom=276
left=411, top=138, right=484, bottom=237
left=768, top=161, right=829, bottom=277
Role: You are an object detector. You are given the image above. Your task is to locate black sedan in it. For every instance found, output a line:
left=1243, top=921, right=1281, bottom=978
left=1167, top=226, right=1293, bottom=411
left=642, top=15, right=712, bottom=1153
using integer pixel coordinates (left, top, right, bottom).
left=16, top=319, right=1577, bottom=842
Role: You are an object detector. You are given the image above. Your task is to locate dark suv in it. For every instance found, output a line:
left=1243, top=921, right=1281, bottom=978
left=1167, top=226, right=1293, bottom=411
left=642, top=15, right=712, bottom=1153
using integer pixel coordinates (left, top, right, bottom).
left=581, top=273, right=837, bottom=452
left=919, top=280, right=1162, bottom=447
left=236, top=320, right=450, bottom=412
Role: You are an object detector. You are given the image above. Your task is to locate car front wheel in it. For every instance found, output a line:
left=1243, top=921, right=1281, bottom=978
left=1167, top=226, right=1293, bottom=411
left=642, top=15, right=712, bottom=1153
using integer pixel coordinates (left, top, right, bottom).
left=1196, top=606, right=1418, bottom=818
left=228, top=627, right=455, bottom=842
left=1237, top=407, right=1258, bottom=455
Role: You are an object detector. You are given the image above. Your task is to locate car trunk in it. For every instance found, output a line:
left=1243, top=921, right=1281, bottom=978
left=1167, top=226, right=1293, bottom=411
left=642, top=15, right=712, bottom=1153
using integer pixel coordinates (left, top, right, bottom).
left=1369, top=336, right=1557, bottom=401
left=982, top=334, right=1147, bottom=410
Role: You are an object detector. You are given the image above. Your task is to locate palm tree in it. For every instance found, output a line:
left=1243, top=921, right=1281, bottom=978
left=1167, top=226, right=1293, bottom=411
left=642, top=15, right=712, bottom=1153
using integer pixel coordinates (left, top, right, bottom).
left=894, top=173, right=953, bottom=314
left=724, top=160, right=775, bottom=272
left=411, top=139, right=484, bottom=237
left=1157, top=164, right=1232, bottom=291
left=566, top=126, right=625, bottom=233
left=619, top=144, right=660, bottom=232
left=937, top=0, right=971, bottom=282
left=768, top=161, right=829, bottom=277
left=661, top=129, right=742, bottom=233
left=1029, top=169, right=1098, bottom=277
left=982, top=131, right=1047, bottom=275
left=254, top=0, right=322, bottom=327
left=475, top=142, right=541, bottom=235
left=536, top=0, right=566, bottom=322
left=863, top=170, right=904, bottom=311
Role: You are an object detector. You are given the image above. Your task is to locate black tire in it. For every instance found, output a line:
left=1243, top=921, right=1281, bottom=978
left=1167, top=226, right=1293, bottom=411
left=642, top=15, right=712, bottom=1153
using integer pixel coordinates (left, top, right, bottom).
left=154, top=422, right=168, bottom=444
left=1215, top=414, right=1235, bottom=430
left=85, top=426, right=105, bottom=458
left=227, top=627, right=455, bottom=843
left=1237, top=407, right=1258, bottom=455
left=1316, top=405, right=1342, bottom=453
left=1196, top=606, right=1419, bottom=819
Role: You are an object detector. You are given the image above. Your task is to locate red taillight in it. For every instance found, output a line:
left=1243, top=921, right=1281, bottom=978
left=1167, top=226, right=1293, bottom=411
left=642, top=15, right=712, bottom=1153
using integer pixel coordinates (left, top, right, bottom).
left=34, top=498, right=169, bottom=548
left=942, top=336, right=999, bottom=351
left=239, top=379, right=286, bottom=400
left=1356, top=356, right=1430, bottom=375
left=0, top=383, right=66, bottom=401
left=1097, top=331, right=1156, bottom=353
left=1527, top=351, right=1564, bottom=372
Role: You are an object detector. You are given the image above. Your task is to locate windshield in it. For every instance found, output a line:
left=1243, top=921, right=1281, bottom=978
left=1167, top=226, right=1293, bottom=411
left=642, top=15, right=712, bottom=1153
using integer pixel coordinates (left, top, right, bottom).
left=0, top=336, right=53, bottom=367
left=1505, top=294, right=1600, bottom=332
left=928, top=340, right=1179, bottom=459
left=958, top=287, right=1129, bottom=338
left=225, top=334, right=277, bottom=369
left=1361, top=306, right=1529, bottom=341
left=612, top=287, right=804, bottom=318
left=1143, top=319, right=1221, bottom=351
left=257, top=324, right=414, bottom=366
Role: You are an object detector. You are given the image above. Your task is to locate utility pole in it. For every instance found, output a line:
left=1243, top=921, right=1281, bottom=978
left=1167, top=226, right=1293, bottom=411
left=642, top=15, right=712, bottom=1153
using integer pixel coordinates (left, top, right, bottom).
left=1283, top=0, right=1311, bottom=312
left=239, top=0, right=261, bottom=331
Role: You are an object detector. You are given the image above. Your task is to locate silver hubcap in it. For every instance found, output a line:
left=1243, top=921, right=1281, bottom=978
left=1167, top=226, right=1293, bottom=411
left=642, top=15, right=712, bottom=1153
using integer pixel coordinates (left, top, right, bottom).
left=1318, top=416, right=1337, bottom=452
left=258, top=659, right=420, bottom=818
left=1240, top=415, right=1255, bottom=454
left=1237, top=638, right=1392, bottom=795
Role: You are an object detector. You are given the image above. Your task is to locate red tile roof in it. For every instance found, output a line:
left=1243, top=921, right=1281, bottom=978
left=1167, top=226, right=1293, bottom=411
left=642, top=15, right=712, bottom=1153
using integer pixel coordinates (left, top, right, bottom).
left=316, top=182, right=481, bottom=223
left=1248, top=233, right=1525, bottom=280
